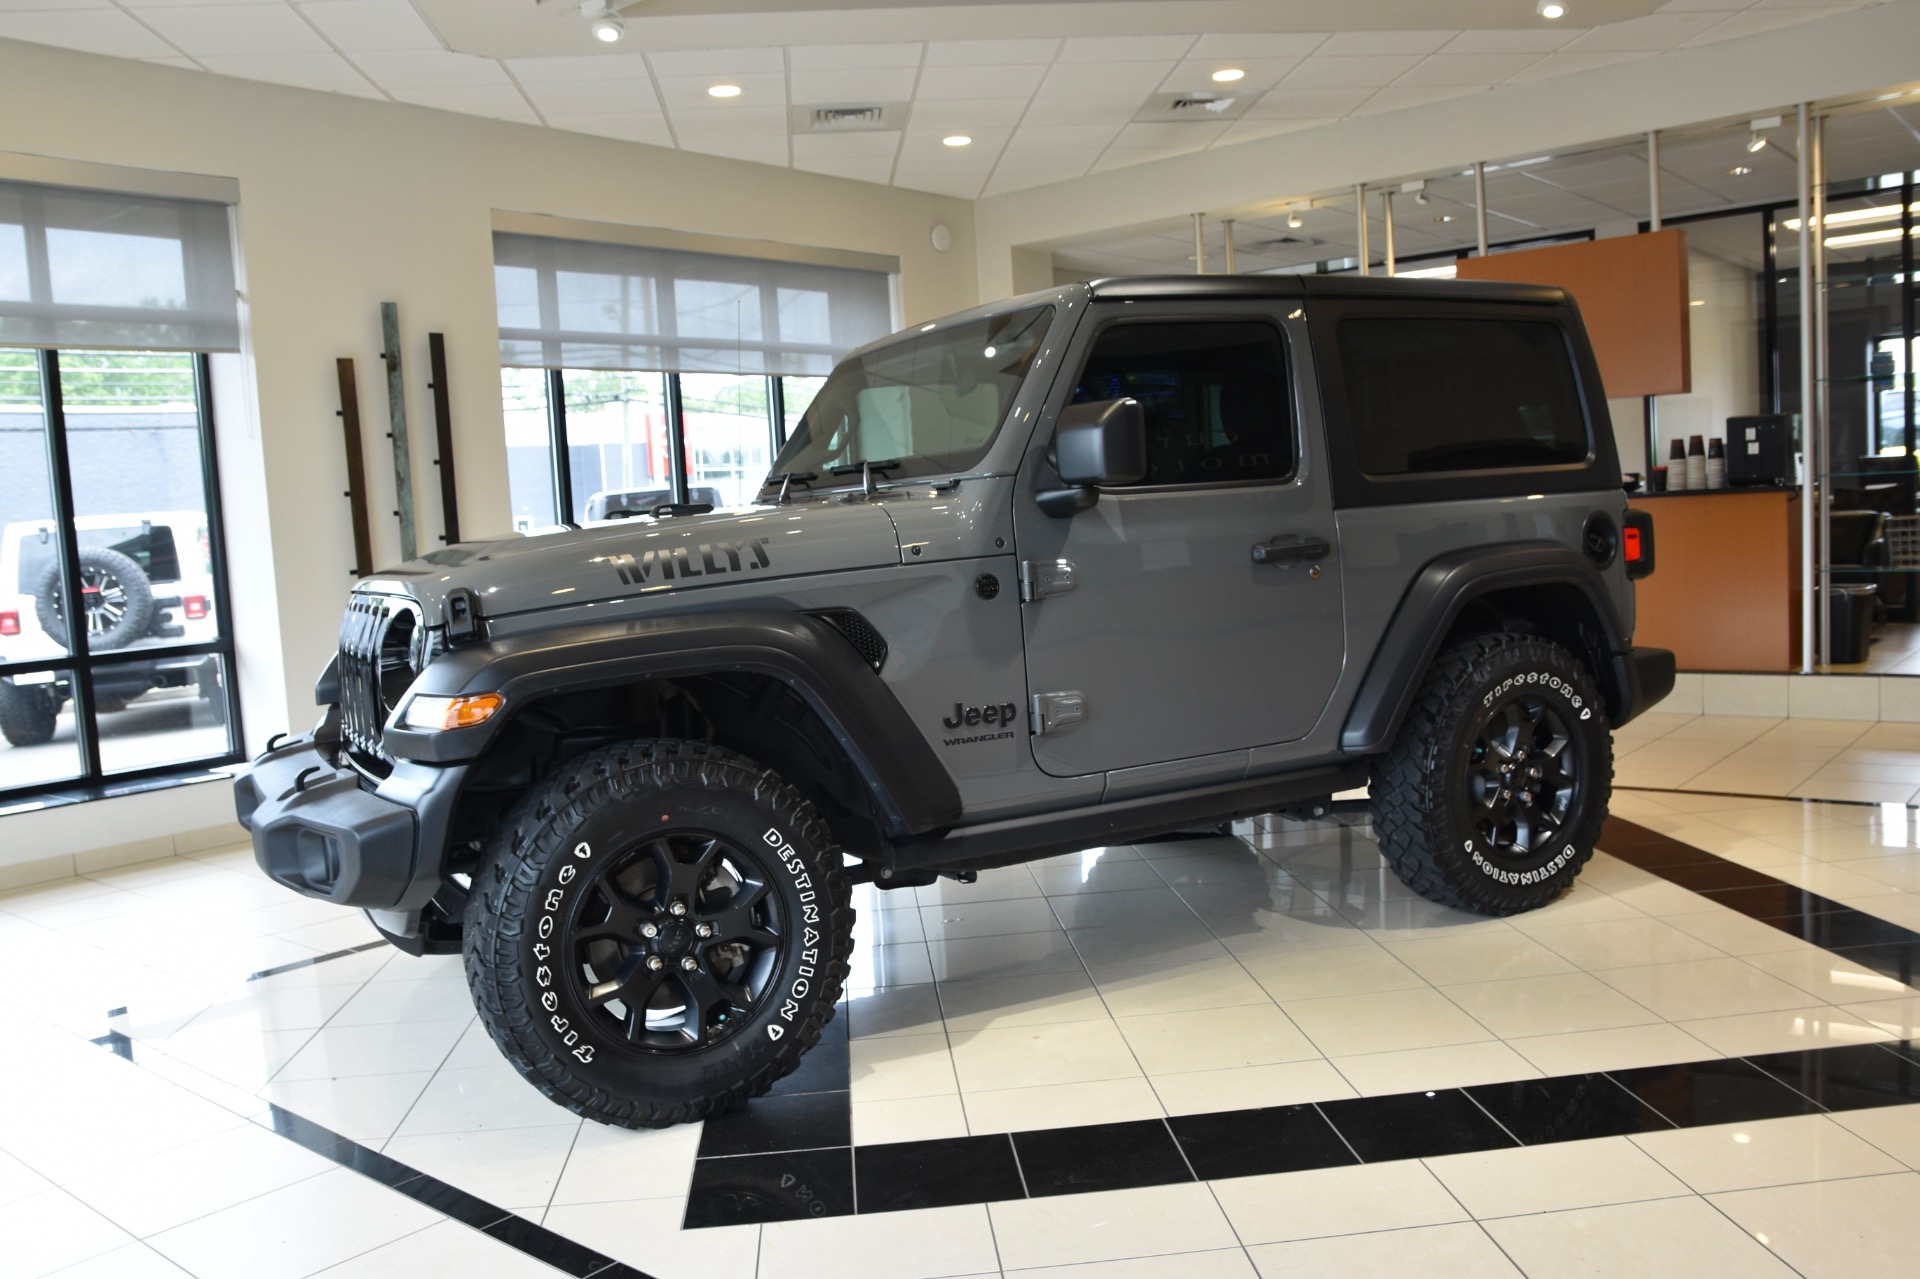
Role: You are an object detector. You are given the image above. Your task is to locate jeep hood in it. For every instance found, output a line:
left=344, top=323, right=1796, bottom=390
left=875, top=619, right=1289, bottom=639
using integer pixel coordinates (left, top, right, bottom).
left=358, top=502, right=900, bottom=623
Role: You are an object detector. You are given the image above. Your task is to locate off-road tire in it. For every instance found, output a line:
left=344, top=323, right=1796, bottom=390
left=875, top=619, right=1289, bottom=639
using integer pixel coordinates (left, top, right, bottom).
left=465, top=738, right=853, bottom=1128
left=34, top=547, right=155, bottom=652
left=1371, top=633, right=1612, bottom=915
left=0, top=680, right=57, bottom=747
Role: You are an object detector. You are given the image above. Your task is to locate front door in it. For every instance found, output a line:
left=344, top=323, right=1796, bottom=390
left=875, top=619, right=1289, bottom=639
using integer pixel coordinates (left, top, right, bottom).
left=1012, top=302, right=1345, bottom=778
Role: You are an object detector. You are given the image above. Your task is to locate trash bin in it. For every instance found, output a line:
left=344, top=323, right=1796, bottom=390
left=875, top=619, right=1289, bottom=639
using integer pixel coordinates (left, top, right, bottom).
left=1828, top=584, right=1877, bottom=665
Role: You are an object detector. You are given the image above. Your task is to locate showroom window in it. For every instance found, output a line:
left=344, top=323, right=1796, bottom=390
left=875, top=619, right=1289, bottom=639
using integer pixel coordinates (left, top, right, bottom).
left=0, top=178, right=244, bottom=799
left=1071, top=320, right=1296, bottom=486
left=494, top=231, right=892, bottom=529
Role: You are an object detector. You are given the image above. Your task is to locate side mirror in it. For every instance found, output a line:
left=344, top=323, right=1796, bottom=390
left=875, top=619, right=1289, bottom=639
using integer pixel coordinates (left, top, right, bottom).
left=1039, top=398, right=1146, bottom=516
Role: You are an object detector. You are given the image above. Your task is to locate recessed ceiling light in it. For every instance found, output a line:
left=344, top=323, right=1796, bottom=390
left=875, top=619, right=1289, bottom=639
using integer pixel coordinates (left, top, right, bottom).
left=708, top=84, right=742, bottom=98
left=1435, top=214, right=1455, bottom=223
left=1211, top=69, right=1245, bottom=83
left=1537, top=0, right=1567, bottom=18
left=943, top=134, right=972, bottom=148
left=1730, top=164, right=1752, bottom=176
left=590, top=14, right=624, bottom=43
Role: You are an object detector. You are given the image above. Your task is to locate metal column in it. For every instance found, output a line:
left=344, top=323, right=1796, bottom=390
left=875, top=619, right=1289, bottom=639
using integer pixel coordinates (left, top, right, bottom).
left=1355, top=185, right=1369, bottom=276
left=1648, top=131, right=1663, bottom=232
left=1813, top=112, right=1831, bottom=669
left=1192, top=213, right=1207, bottom=274
left=1797, top=103, right=1816, bottom=673
left=1222, top=219, right=1236, bottom=274
left=1474, top=161, right=1489, bottom=256
left=1382, top=191, right=1396, bottom=277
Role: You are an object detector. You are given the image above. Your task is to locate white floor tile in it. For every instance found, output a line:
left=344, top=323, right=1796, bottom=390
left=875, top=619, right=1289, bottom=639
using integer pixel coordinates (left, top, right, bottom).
left=1829, top=1104, right=1920, bottom=1169
left=961, top=1076, right=1166, bottom=1134
left=1481, top=1194, right=1799, bottom=1278
left=1279, top=987, right=1494, bottom=1057
left=1424, top=1135, right=1691, bottom=1218
left=1087, top=957, right=1275, bottom=1017
left=1114, top=1005, right=1318, bottom=1075
left=1331, top=1040, right=1542, bottom=1097
left=1151, top=1059, right=1357, bottom=1116
left=1597, top=956, right=1821, bottom=1021
left=0, top=1149, right=51, bottom=1209
left=0, top=1187, right=136, bottom=1278
left=845, top=983, right=945, bottom=1039
left=1676, top=1005, right=1896, bottom=1056
left=306, top=1218, right=565, bottom=1277
left=1632, top=1113, right=1904, bottom=1193
left=1246, top=1221, right=1521, bottom=1278
left=1507, top=1022, right=1723, bottom=1076
left=146, top=1168, right=441, bottom=1279
left=541, top=1197, right=760, bottom=1279
left=948, top=1020, right=1141, bottom=1092
left=1440, top=971, right=1662, bottom=1038
left=63, top=1121, right=336, bottom=1238
left=757, top=1203, right=1000, bottom=1279
left=258, top=1072, right=434, bottom=1145
left=851, top=1094, right=971, bottom=1145
left=381, top=1124, right=583, bottom=1209
left=1236, top=943, right=1426, bottom=1001
left=1377, top=931, right=1576, bottom=985
left=1519, top=916, right=1728, bottom=970
left=849, top=1033, right=960, bottom=1103
left=1012, top=1250, right=1256, bottom=1279
left=39, top=1242, right=198, bottom=1278
left=1739, top=948, right=1917, bottom=1003
left=935, top=969, right=1109, bottom=1031
left=1709, top=1170, right=1920, bottom=1279
left=1212, top=1159, right=1467, bottom=1244
left=545, top=1119, right=702, bottom=1207
left=988, top=1182, right=1239, bottom=1270
left=391, top=1064, right=581, bottom=1136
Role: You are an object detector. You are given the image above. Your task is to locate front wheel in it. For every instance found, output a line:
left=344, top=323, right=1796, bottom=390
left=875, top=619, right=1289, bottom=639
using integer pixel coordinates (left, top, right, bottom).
left=465, top=739, right=853, bottom=1128
left=1371, top=633, right=1612, bottom=916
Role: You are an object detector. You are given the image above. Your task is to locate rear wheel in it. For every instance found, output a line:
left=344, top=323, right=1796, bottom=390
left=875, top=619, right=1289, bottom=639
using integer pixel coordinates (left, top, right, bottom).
left=34, top=547, right=155, bottom=652
left=0, top=680, right=57, bottom=747
left=465, top=738, right=853, bottom=1128
left=1371, top=633, right=1612, bottom=915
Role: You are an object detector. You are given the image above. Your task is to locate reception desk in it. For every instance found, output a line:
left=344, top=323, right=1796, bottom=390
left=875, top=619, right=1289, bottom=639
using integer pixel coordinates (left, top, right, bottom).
left=1628, top=489, right=1802, bottom=672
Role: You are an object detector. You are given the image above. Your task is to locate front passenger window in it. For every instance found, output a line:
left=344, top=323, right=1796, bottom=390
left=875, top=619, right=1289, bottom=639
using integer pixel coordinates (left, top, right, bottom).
left=1070, top=321, right=1293, bottom=486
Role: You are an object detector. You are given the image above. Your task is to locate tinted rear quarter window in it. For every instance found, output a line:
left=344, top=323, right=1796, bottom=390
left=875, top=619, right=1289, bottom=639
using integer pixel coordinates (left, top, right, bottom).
left=1338, top=317, right=1589, bottom=476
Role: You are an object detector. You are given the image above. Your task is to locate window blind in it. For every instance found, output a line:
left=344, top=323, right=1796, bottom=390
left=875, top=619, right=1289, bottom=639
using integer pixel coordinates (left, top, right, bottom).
left=494, top=231, right=893, bottom=377
left=0, top=180, right=240, bottom=353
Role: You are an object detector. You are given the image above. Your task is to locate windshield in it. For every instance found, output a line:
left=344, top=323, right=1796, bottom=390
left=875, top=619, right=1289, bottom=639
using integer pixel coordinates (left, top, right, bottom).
left=765, top=305, right=1053, bottom=487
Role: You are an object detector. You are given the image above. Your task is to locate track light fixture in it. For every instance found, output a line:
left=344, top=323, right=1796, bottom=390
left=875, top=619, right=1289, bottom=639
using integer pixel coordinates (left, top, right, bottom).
left=582, top=2, right=625, bottom=43
left=1287, top=212, right=1304, bottom=229
left=1747, top=132, right=1768, bottom=154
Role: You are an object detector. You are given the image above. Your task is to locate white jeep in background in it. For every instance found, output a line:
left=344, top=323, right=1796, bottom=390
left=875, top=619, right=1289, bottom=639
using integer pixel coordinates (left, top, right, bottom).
left=0, top=512, right=221, bottom=747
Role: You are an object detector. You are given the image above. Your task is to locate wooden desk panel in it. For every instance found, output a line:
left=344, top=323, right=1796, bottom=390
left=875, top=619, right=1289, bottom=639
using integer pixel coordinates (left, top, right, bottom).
left=1629, top=490, right=1801, bottom=672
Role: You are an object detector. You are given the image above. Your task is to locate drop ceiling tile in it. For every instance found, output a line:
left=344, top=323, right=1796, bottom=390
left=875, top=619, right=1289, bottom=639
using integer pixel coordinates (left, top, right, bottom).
left=1003, top=123, right=1123, bottom=152
left=670, top=105, right=791, bottom=139
left=1281, top=54, right=1425, bottom=89
left=1059, top=34, right=1197, bottom=62
left=915, top=62, right=1046, bottom=99
left=898, top=126, right=1011, bottom=159
left=198, top=50, right=383, bottom=96
left=119, top=0, right=282, bottom=6
left=790, top=66, right=918, bottom=104
left=296, top=0, right=438, bottom=53
left=922, top=37, right=1059, bottom=66
left=135, top=5, right=327, bottom=56
left=787, top=41, right=921, bottom=70
left=653, top=71, right=785, bottom=112
left=906, top=98, right=1028, bottom=129
left=1317, top=30, right=1459, bottom=57
left=1038, top=60, right=1176, bottom=98
left=546, top=113, right=675, bottom=146
left=645, top=46, right=784, bottom=77
left=1564, top=11, right=1730, bottom=50
left=1158, top=57, right=1299, bottom=95
left=518, top=78, right=659, bottom=116
left=1111, top=120, right=1231, bottom=150
left=1090, top=144, right=1209, bottom=174
left=679, top=135, right=791, bottom=166
left=1440, top=28, right=1582, bottom=54
left=794, top=153, right=896, bottom=184
left=1214, top=116, right=1336, bottom=146
left=1682, top=7, right=1843, bottom=44
left=0, top=9, right=174, bottom=57
left=1395, top=53, right=1542, bottom=86
left=1245, top=86, right=1373, bottom=119
left=1018, top=94, right=1145, bottom=126
left=891, top=169, right=988, bottom=200
left=0, top=0, right=113, bottom=9
left=1656, top=0, right=1746, bottom=11
left=1505, top=49, right=1643, bottom=81
left=353, top=48, right=508, bottom=88
left=143, top=55, right=200, bottom=68
left=506, top=53, right=653, bottom=84
left=1188, top=32, right=1331, bottom=59
left=982, top=152, right=1095, bottom=196
left=792, top=130, right=901, bottom=161
left=1353, top=84, right=1481, bottom=116
left=391, top=84, right=537, bottom=123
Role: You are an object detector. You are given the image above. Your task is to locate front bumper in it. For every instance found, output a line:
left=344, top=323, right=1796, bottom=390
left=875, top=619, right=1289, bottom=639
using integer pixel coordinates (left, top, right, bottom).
left=1616, top=645, right=1677, bottom=727
left=233, top=733, right=466, bottom=912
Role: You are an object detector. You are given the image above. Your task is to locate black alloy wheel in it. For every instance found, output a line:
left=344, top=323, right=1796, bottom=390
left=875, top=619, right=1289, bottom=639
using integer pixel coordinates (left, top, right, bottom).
left=33, top=547, right=155, bottom=652
left=1464, top=691, right=1581, bottom=862
left=563, top=831, right=785, bottom=1053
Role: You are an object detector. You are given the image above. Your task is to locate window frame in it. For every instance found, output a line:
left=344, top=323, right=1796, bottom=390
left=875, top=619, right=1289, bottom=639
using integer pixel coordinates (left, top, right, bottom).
left=1067, top=313, right=1304, bottom=496
left=0, top=348, right=245, bottom=802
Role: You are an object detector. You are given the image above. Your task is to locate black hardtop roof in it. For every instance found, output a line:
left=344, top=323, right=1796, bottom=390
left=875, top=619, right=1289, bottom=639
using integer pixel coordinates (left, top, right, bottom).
left=1083, top=274, right=1569, bottom=307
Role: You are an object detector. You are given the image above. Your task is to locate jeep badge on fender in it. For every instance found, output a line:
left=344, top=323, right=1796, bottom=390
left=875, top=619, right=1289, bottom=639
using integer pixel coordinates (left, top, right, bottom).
left=234, top=275, right=1673, bottom=1130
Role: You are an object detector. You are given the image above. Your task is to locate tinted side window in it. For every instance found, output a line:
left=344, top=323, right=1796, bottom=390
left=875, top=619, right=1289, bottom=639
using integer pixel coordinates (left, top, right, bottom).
left=1071, top=321, right=1293, bottom=486
left=1338, top=318, right=1589, bottom=475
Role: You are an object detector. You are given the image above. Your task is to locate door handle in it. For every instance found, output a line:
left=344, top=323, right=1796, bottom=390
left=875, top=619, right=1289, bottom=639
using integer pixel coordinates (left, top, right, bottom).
left=1251, top=535, right=1331, bottom=565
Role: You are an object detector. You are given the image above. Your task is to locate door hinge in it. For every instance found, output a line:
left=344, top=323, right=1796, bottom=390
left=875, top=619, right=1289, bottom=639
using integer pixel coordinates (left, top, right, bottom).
left=1019, top=559, right=1076, bottom=602
left=1031, top=691, right=1088, bottom=734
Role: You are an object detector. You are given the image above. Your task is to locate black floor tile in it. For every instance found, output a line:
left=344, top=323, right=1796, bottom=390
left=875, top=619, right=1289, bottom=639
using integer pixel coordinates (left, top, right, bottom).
left=765, top=1023, right=850, bottom=1098
left=1011, top=1119, right=1194, bottom=1197
left=1316, top=1090, right=1518, bottom=1162
left=1608, top=1059, right=1825, bottom=1127
left=1776, top=910, right=1920, bottom=950
left=481, top=1215, right=614, bottom=1276
left=1597, top=820, right=1725, bottom=869
left=1657, top=862, right=1783, bottom=893
left=684, top=1147, right=854, bottom=1227
left=1695, top=883, right=1848, bottom=920
left=1168, top=1103, right=1357, bottom=1181
left=400, top=1174, right=514, bottom=1230
left=697, top=1089, right=850, bottom=1158
left=1882, top=1040, right=1920, bottom=1066
left=263, top=1104, right=355, bottom=1160
left=1829, top=942, right=1920, bottom=986
left=338, top=1142, right=430, bottom=1189
left=1744, top=1044, right=1920, bottom=1111
left=1465, top=1074, right=1675, bottom=1144
left=855, top=1135, right=1025, bottom=1213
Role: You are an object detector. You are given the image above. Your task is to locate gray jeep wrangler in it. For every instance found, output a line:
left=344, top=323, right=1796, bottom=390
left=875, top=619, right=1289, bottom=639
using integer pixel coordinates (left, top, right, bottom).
left=236, top=275, right=1673, bottom=1128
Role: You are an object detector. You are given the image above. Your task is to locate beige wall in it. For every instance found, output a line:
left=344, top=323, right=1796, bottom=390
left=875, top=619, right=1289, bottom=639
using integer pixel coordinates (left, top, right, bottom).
left=0, top=37, right=977, bottom=861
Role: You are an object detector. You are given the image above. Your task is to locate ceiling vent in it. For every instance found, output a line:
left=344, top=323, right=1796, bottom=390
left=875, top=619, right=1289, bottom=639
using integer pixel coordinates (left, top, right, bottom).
left=793, top=103, right=906, bottom=133
left=1252, top=235, right=1323, bottom=249
left=1133, top=92, right=1251, bottom=124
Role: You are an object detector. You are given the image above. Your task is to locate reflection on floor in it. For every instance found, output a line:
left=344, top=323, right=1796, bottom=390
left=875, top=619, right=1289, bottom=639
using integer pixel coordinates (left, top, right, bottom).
left=1617, top=711, right=1920, bottom=805
left=1823, top=620, right=1920, bottom=676
left=7, top=781, right=1920, bottom=1274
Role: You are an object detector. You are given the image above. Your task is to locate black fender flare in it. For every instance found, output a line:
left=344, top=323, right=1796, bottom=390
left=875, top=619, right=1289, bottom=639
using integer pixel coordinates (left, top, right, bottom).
left=1341, top=541, right=1636, bottom=755
left=381, top=609, right=962, bottom=836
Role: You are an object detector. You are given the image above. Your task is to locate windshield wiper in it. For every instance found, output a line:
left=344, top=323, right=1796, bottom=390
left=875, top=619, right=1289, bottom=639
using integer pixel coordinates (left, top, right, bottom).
left=828, top=458, right=902, bottom=498
left=761, top=470, right=818, bottom=503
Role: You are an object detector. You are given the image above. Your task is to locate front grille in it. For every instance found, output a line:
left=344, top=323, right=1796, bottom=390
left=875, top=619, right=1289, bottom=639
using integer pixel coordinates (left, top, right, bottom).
left=338, top=594, right=421, bottom=767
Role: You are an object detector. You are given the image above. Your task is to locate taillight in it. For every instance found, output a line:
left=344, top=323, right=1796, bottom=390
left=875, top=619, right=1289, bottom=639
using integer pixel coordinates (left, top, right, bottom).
left=1623, top=509, right=1656, bottom=580
left=184, top=596, right=209, bottom=620
left=0, top=611, right=17, bottom=636
left=1623, top=528, right=1642, bottom=561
